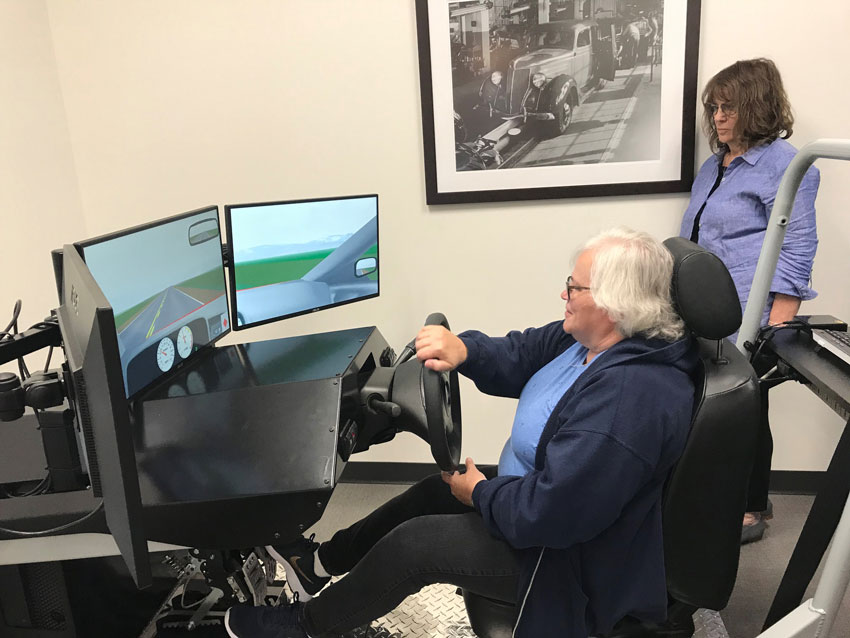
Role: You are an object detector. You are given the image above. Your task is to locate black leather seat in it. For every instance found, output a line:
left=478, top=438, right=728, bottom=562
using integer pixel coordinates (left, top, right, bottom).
left=461, top=238, right=761, bottom=638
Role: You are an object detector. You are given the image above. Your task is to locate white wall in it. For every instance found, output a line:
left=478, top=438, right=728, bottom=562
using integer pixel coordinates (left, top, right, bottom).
left=0, top=0, right=84, bottom=351
left=3, top=0, right=850, bottom=469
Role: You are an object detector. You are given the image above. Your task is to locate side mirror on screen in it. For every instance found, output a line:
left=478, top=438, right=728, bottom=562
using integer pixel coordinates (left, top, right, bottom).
left=355, top=257, right=377, bottom=278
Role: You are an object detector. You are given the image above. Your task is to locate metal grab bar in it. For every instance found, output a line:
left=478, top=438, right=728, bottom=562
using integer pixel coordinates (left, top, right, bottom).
left=738, top=138, right=850, bottom=638
left=737, top=139, right=850, bottom=352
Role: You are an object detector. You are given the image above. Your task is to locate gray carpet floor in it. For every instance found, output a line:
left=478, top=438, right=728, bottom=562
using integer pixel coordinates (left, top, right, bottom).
left=310, top=485, right=850, bottom=637
left=723, top=493, right=850, bottom=637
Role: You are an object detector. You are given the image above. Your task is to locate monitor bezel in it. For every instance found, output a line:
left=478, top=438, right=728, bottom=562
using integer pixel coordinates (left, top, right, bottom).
left=224, top=193, right=380, bottom=332
left=74, top=205, right=231, bottom=400
left=57, top=244, right=152, bottom=588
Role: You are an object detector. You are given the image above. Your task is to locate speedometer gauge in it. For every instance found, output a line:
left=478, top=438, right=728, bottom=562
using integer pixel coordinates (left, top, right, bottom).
left=176, top=325, right=194, bottom=358
left=156, top=337, right=175, bottom=372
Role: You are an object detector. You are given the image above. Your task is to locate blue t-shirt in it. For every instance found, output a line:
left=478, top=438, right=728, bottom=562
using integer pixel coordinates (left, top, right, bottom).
left=498, top=341, right=591, bottom=476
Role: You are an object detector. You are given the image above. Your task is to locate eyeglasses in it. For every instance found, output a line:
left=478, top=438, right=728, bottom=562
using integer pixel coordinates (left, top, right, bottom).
left=565, top=276, right=591, bottom=301
left=705, top=102, right=737, bottom=117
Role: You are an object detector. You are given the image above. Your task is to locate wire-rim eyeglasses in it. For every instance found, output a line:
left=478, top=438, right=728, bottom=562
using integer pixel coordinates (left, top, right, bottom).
left=705, top=102, right=737, bottom=117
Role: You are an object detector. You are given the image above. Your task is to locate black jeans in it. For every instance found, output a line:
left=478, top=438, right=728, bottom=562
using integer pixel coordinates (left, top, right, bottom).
left=302, top=468, right=521, bottom=637
left=746, top=352, right=776, bottom=513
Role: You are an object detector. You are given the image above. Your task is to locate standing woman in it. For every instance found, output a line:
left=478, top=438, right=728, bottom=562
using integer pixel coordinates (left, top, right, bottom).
left=680, top=58, right=820, bottom=543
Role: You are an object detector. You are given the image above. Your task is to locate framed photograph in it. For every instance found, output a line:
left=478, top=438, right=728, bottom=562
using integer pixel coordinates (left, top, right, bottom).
left=415, top=0, right=701, bottom=204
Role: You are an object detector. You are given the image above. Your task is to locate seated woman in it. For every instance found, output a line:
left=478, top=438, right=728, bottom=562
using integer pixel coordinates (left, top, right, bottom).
left=225, top=227, right=699, bottom=638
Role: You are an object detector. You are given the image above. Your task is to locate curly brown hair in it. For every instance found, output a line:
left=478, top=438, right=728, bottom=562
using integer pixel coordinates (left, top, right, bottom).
left=701, top=58, right=794, bottom=153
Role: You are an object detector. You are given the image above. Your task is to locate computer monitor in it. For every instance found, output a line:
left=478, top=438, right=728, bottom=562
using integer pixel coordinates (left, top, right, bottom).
left=76, top=206, right=230, bottom=398
left=225, top=194, right=379, bottom=330
left=56, top=244, right=151, bottom=588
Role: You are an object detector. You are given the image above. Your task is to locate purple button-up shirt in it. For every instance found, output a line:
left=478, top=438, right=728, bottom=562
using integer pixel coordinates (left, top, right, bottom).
left=680, top=138, right=820, bottom=324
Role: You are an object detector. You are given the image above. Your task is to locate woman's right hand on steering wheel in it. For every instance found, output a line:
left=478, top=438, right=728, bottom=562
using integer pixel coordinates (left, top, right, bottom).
left=415, top=326, right=468, bottom=372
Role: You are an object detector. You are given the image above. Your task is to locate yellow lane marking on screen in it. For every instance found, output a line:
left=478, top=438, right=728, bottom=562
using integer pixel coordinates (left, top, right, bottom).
left=146, top=290, right=168, bottom=340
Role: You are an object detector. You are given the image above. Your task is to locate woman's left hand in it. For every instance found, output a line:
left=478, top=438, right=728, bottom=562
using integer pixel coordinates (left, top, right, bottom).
left=442, top=457, right=486, bottom=507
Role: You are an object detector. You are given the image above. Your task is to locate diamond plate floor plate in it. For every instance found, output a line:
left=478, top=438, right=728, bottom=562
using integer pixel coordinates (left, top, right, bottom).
left=372, top=584, right=475, bottom=637
left=333, top=581, right=731, bottom=638
left=693, top=608, right=731, bottom=638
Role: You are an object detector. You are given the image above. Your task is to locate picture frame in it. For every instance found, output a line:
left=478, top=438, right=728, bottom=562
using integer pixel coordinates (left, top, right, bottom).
left=415, top=0, right=702, bottom=205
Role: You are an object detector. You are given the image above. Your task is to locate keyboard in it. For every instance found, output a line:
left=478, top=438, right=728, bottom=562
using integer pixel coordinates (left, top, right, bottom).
left=812, top=329, right=850, bottom=367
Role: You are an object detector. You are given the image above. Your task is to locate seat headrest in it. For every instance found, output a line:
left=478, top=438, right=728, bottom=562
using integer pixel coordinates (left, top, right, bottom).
left=663, top=237, right=741, bottom=340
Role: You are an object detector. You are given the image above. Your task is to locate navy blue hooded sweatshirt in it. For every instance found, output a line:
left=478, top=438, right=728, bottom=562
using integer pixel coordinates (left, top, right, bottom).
left=459, top=320, right=698, bottom=638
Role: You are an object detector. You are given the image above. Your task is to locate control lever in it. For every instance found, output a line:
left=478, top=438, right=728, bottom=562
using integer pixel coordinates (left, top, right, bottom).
left=367, top=395, right=401, bottom=418
left=393, top=339, right=416, bottom=366
left=393, top=312, right=449, bottom=365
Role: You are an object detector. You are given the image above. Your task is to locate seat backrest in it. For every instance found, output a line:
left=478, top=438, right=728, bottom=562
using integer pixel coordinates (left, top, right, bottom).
left=661, top=237, right=761, bottom=610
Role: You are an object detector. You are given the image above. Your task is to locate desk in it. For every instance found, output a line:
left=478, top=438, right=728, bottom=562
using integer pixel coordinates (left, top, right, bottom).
left=763, top=329, right=850, bottom=629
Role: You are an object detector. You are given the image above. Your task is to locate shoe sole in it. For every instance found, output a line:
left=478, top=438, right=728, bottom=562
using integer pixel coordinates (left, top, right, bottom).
left=266, top=544, right=315, bottom=601
left=224, top=608, right=239, bottom=638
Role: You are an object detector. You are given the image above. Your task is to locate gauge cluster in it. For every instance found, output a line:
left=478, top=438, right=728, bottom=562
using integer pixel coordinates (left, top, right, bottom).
left=127, top=317, right=211, bottom=396
left=157, top=325, right=196, bottom=372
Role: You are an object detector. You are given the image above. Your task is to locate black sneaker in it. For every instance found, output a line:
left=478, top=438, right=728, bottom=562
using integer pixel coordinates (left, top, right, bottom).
left=225, top=601, right=307, bottom=638
left=266, top=534, right=331, bottom=600
left=741, top=512, right=768, bottom=545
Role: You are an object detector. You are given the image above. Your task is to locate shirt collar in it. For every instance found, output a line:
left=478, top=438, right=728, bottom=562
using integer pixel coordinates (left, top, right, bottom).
left=715, top=141, right=771, bottom=167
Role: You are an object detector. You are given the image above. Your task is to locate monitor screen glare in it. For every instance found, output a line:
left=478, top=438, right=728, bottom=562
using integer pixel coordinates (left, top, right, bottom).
left=226, top=194, right=379, bottom=329
left=79, top=207, right=230, bottom=398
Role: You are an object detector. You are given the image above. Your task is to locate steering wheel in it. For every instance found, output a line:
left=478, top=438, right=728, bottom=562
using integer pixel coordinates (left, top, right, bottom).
left=420, top=313, right=463, bottom=472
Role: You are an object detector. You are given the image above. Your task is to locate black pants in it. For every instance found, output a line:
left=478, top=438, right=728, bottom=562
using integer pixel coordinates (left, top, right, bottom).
left=302, top=469, right=521, bottom=637
left=747, top=353, right=775, bottom=513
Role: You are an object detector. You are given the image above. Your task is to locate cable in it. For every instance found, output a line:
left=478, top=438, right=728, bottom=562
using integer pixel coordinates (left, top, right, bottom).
left=1, top=476, right=51, bottom=498
left=0, top=502, right=104, bottom=538
left=1, top=304, right=58, bottom=379
left=34, top=321, right=58, bottom=376
left=2, top=300, right=21, bottom=337
left=180, top=586, right=207, bottom=610
left=3, top=299, right=32, bottom=380
left=748, top=319, right=812, bottom=366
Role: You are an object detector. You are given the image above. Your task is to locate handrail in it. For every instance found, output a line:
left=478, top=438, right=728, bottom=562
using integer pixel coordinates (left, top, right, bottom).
left=739, top=138, right=850, bottom=638
left=736, top=139, right=850, bottom=352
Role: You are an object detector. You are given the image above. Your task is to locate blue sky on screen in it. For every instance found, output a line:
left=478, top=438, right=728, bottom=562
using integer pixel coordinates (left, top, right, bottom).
left=82, top=211, right=224, bottom=314
left=230, top=196, right=377, bottom=262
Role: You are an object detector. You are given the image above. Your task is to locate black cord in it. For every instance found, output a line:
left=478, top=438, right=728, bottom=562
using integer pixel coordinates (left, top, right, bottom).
left=17, top=350, right=30, bottom=381
left=16, top=320, right=29, bottom=380
left=748, top=320, right=812, bottom=366
left=1, top=475, right=51, bottom=498
left=0, top=502, right=104, bottom=538
left=2, top=304, right=58, bottom=378
left=2, top=300, right=21, bottom=336
left=3, top=299, right=31, bottom=379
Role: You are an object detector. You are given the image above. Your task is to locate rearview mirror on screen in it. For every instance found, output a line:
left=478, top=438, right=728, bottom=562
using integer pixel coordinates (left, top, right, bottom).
left=188, top=218, right=220, bottom=246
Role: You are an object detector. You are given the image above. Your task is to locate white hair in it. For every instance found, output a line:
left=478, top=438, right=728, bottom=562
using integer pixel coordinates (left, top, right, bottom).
left=578, top=227, right=685, bottom=342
